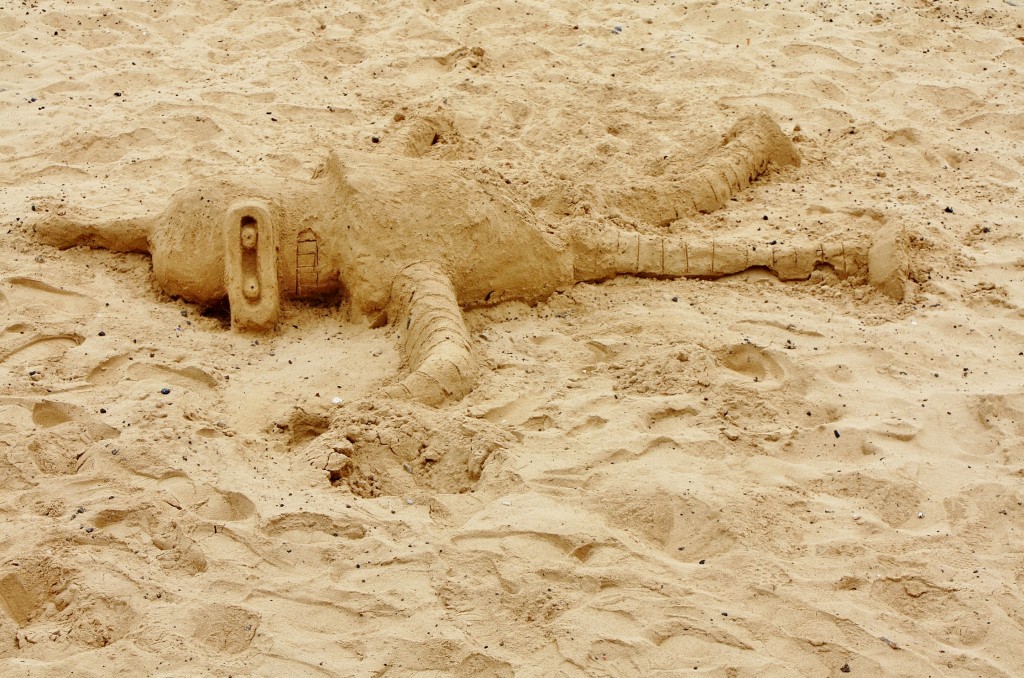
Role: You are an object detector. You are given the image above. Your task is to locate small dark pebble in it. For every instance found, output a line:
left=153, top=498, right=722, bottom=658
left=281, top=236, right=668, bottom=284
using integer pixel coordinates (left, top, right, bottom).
left=834, top=430, right=841, bottom=438
left=160, top=387, right=171, bottom=395
left=98, top=331, right=106, bottom=336
left=982, top=226, right=990, bottom=233
left=671, top=296, right=679, bottom=302
left=77, top=507, right=85, bottom=514
left=114, top=91, right=121, bottom=97
left=944, top=206, right=954, bottom=214
left=763, top=215, right=768, bottom=220
left=371, top=135, right=380, bottom=143
left=100, top=408, right=106, bottom=413
left=699, top=559, right=706, bottom=565
left=612, top=25, right=623, bottom=33
left=840, top=664, right=851, bottom=673
left=769, top=239, right=778, bottom=245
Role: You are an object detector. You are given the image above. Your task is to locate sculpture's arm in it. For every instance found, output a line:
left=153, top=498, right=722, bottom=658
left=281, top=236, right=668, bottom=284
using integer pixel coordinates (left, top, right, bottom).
left=382, top=263, right=478, bottom=406
left=34, top=211, right=152, bottom=253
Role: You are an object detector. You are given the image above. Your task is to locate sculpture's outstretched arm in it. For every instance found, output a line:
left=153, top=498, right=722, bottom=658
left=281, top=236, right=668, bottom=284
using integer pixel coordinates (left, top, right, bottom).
left=34, top=211, right=152, bottom=253
left=382, top=263, right=478, bottom=406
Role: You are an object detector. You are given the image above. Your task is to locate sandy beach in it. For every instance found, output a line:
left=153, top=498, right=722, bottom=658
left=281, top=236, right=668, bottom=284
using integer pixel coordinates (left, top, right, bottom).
left=3, top=0, right=1024, bottom=675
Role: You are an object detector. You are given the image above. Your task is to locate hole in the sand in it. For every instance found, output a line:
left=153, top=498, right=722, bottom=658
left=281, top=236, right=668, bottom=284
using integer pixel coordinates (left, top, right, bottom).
left=282, top=408, right=331, bottom=448
left=305, top=400, right=513, bottom=498
left=200, top=298, right=232, bottom=328
left=720, top=265, right=778, bottom=283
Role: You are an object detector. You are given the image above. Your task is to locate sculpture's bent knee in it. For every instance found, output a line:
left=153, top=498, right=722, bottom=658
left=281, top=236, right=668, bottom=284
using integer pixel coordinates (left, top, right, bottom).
left=383, top=263, right=478, bottom=406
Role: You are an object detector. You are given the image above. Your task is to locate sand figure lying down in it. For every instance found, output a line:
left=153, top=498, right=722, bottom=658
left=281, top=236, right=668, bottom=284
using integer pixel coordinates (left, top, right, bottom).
left=36, top=110, right=909, bottom=406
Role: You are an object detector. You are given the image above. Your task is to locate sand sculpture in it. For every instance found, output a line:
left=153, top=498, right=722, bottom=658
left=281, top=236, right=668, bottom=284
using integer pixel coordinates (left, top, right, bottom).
left=36, top=110, right=909, bottom=406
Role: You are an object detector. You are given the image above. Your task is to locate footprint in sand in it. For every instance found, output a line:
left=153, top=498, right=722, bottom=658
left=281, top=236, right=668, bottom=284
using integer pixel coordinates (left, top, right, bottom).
left=2, top=276, right=98, bottom=319
left=191, top=604, right=260, bottom=654
left=157, top=473, right=256, bottom=522
left=716, top=342, right=789, bottom=385
left=0, top=325, right=84, bottom=367
left=0, top=277, right=97, bottom=369
left=0, top=554, right=138, bottom=647
left=86, top=353, right=218, bottom=388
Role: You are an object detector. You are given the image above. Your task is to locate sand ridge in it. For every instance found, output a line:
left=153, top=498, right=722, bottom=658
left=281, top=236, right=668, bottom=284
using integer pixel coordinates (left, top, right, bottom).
left=2, top=0, right=1024, bottom=676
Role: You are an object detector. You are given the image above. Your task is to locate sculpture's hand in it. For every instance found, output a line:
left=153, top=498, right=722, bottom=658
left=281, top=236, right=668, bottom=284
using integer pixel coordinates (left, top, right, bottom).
left=382, top=263, right=478, bottom=406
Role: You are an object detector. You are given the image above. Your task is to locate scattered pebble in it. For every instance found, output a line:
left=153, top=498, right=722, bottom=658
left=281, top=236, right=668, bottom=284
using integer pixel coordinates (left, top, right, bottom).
left=501, top=500, right=512, bottom=506
left=612, top=25, right=623, bottom=33
left=331, top=396, right=343, bottom=405
left=371, top=135, right=380, bottom=143
left=406, top=498, right=414, bottom=505
left=160, top=387, right=171, bottom=395
left=943, top=206, right=954, bottom=214
left=917, top=512, right=924, bottom=519
left=852, top=513, right=862, bottom=521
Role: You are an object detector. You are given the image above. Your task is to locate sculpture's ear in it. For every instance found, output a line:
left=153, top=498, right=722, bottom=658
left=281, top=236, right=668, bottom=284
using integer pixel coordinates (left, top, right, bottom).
left=312, top=151, right=347, bottom=182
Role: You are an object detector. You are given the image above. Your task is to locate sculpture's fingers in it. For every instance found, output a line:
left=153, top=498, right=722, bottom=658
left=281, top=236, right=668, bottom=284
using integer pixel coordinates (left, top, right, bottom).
left=34, top=211, right=152, bottom=252
left=382, top=263, right=478, bottom=407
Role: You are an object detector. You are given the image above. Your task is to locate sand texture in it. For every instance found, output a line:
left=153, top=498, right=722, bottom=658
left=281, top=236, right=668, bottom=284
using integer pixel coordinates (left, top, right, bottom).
left=2, top=0, right=1024, bottom=676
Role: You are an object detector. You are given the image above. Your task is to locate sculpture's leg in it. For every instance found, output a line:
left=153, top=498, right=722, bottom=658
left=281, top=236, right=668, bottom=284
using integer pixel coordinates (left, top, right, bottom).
left=571, top=226, right=909, bottom=300
left=34, top=212, right=152, bottom=253
left=609, top=110, right=802, bottom=225
left=382, top=263, right=478, bottom=407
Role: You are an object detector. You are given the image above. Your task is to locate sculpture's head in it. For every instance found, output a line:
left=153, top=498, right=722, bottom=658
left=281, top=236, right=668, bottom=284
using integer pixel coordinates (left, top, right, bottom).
left=36, top=159, right=351, bottom=331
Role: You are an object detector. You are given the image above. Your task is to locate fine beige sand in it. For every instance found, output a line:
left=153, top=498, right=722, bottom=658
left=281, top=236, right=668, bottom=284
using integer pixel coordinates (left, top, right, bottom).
left=3, top=0, right=1024, bottom=676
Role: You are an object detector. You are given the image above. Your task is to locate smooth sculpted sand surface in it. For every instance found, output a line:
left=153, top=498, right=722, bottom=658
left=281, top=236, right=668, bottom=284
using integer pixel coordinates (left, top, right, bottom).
left=2, top=1, right=1024, bottom=676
